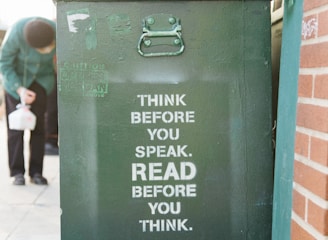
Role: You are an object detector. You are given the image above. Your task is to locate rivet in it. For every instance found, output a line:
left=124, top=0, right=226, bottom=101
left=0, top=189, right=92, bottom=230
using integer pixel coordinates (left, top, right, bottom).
left=169, top=17, right=176, bottom=24
left=174, top=38, right=181, bottom=45
left=146, top=17, right=155, bottom=25
left=144, top=39, right=152, bottom=47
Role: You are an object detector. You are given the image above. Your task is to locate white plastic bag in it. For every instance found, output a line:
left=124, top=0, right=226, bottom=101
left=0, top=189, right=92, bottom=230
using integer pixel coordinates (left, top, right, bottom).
left=8, top=104, right=36, bottom=130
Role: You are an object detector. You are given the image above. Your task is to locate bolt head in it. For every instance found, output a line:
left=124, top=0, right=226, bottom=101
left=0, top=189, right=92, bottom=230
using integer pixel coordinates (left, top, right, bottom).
left=144, top=39, right=152, bottom=47
left=146, top=17, right=155, bottom=25
left=169, top=17, right=176, bottom=24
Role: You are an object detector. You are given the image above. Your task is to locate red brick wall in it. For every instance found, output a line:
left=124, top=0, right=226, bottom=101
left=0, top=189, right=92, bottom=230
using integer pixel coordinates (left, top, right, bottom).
left=292, top=0, right=328, bottom=239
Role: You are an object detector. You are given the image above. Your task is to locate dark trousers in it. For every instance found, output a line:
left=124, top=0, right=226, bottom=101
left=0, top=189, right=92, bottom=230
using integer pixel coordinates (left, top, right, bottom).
left=45, top=76, right=58, bottom=146
left=5, top=82, right=47, bottom=177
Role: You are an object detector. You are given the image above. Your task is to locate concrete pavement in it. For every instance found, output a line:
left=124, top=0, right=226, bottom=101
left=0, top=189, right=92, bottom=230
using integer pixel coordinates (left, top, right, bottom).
left=0, top=116, right=61, bottom=240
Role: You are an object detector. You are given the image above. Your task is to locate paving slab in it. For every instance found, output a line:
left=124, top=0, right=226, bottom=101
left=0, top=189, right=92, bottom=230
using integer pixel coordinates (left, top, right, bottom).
left=0, top=118, right=61, bottom=240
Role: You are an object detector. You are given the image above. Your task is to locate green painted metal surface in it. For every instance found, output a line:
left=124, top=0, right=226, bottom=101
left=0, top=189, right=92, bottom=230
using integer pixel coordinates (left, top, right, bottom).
left=272, top=0, right=304, bottom=239
left=57, top=1, right=273, bottom=239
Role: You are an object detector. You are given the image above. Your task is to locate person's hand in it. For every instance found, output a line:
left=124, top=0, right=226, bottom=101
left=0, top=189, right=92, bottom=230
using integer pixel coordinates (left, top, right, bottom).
left=17, top=87, right=36, bottom=105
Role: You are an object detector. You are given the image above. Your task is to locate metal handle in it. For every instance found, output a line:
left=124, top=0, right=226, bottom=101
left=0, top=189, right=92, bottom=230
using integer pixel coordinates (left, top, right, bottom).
left=137, top=14, right=185, bottom=57
left=138, top=32, right=184, bottom=57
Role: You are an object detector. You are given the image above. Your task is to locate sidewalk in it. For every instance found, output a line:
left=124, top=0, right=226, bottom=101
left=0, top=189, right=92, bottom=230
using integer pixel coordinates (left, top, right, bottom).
left=0, top=117, right=61, bottom=240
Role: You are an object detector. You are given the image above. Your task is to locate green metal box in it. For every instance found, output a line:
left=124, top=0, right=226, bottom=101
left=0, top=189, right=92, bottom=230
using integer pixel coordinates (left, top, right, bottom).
left=55, top=1, right=273, bottom=239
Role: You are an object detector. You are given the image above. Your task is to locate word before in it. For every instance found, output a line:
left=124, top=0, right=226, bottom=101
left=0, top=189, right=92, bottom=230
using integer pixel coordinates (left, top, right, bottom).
left=131, top=111, right=195, bottom=124
left=132, top=184, right=197, bottom=198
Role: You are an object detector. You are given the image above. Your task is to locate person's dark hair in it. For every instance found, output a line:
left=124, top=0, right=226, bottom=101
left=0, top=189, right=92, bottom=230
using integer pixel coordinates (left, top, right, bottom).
left=23, top=19, right=55, bottom=48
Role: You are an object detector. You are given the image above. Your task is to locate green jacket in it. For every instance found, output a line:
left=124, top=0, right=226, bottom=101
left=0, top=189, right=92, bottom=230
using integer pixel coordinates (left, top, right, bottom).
left=0, top=17, right=56, bottom=100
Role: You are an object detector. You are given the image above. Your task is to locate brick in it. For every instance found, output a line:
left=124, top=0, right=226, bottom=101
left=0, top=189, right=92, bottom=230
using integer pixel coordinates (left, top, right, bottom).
left=314, top=74, right=328, bottom=99
left=295, top=131, right=309, bottom=157
left=292, top=190, right=306, bottom=219
left=308, top=200, right=328, bottom=235
left=293, top=161, right=328, bottom=200
left=311, top=137, right=328, bottom=166
left=300, top=42, right=328, bottom=68
left=297, top=103, right=328, bottom=133
left=304, top=0, right=328, bottom=11
left=302, top=15, right=318, bottom=40
left=291, top=220, right=316, bottom=240
left=318, top=10, right=328, bottom=37
left=298, top=75, right=313, bottom=98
